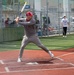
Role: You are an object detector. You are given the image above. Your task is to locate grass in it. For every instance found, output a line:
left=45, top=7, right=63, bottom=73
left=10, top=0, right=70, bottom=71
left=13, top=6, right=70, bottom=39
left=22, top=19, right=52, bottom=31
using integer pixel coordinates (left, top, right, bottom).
left=0, top=34, right=74, bottom=51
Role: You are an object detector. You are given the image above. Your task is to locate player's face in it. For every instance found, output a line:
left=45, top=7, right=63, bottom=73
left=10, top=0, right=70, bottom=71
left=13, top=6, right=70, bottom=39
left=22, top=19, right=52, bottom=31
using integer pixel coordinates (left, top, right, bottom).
left=26, top=15, right=32, bottom=20
left=64, top=16, right=66, bottom=18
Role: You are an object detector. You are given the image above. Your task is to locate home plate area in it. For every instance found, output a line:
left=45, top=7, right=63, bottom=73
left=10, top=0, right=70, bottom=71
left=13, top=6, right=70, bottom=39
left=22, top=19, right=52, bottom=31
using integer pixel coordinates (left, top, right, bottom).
left=0, top=58, right=74, bottom=73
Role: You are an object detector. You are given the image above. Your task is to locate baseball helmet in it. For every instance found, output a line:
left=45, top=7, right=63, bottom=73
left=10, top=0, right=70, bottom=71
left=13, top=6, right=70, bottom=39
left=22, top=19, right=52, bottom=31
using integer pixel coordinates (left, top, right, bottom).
left=26, top=11, right=33, bottom=17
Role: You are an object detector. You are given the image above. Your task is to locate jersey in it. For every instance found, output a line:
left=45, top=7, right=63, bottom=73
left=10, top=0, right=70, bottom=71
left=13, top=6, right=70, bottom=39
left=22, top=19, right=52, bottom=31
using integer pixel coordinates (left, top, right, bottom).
left=61, top=18, right=69, bottom=27
left=19, top=18, right=37, bottom=37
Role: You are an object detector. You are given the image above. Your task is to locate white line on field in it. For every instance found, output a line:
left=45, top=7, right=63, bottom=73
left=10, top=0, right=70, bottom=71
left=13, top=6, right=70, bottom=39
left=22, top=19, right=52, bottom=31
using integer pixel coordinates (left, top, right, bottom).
left=69, top=63, right=74, bottom=66
left=57, top=52, right=74, bottom=58
left=7, top=62, right=73, bottom=68
left=0, top=66, right=74, bottom=74
left=0, top=52, right=74, bottom=73
left=0, top=60, right=4, bottom=64
left=53, top=57, right=64, bottom=61
left=5, top=67, right=10, bottom=72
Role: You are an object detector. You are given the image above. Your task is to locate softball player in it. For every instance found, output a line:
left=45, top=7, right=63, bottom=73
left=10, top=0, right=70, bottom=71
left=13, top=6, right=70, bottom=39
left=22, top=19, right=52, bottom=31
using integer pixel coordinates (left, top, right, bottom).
left=15, top=11, right=54, bottom=62
left=61, top=15, right=69, bottom=37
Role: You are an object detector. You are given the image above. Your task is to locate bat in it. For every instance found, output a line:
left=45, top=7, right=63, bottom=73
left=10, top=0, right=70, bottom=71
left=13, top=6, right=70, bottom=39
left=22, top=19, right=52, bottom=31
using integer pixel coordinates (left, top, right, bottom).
left=19, top=2, right=27, bottom=16
left=21, top=2, right=27, bottom=13
left=11, top=2, right=27, bottom=24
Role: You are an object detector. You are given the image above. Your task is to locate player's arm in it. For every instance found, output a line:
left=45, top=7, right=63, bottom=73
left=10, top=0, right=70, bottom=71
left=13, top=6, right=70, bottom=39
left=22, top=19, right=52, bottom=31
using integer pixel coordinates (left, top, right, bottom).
left=15, top=17, right=36, bottom=25
left=60, top=19, right=63, bottom=27
left=18, top=19, right=36, bottom=26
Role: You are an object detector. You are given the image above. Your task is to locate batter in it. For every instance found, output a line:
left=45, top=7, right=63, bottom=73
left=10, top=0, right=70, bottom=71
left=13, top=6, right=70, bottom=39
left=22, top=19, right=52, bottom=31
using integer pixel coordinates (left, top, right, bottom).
left=15, top=11, right=54, bottom=62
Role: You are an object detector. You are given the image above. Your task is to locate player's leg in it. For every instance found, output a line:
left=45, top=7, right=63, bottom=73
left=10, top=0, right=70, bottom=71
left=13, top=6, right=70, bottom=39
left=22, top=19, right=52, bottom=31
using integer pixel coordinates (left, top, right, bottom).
left=65, top=27, right=67, bottom=36
left=63, top=27, right=65, bottom=37
left=17, top=35, right=29, bottom=62
left=30, top=35, right=54, bottom=58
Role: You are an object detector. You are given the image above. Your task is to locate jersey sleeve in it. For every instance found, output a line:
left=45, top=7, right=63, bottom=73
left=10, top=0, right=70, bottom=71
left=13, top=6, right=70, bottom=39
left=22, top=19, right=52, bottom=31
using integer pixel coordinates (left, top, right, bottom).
left=61, top=19, right=63, bottom=23
left=19, top=18, right=36, bottom=26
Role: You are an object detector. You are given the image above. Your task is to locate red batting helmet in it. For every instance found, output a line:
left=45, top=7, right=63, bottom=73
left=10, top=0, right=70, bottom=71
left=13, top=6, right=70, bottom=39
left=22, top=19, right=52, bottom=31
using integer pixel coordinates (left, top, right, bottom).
left=26, top=11, right=33, bottom=17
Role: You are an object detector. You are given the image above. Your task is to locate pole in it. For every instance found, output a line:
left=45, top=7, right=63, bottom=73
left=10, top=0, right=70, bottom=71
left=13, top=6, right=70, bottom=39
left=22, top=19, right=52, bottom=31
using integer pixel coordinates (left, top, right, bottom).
left=58, top=0, right=61, bottom=35
left=33, top=0, right=35, bottom=14
left=13, top=0, right=15, bottom=10
left=46, top=0, right=49, bottom=35
left=18, top=0, right=20, bottom=16
left=63, top=0, right=69, bottom=17
left=63, top=0, right=70, bottom=33
left=0, top=0, right=2, bottom=28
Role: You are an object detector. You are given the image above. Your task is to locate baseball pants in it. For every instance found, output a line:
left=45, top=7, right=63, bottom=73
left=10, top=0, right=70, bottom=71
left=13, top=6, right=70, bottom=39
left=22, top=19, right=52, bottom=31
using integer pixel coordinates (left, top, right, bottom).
left=63, top=27, right=67, bottom=36
left=18, top=34, right=50, bottom=58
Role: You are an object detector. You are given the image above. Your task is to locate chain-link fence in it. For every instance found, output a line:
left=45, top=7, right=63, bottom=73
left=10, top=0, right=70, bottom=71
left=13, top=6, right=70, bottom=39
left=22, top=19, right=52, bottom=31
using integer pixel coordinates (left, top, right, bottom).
left=36, top=0, right=74, bottom=36
left=0, top=0, right=74, bottom=42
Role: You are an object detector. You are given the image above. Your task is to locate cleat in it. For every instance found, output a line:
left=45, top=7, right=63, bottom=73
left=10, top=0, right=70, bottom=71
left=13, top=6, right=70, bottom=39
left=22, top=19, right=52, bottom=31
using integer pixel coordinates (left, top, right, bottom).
left=50, top=53, right=54, bottom=58
left=49, top=57, right=56, bottom=61
left=49, top=51, right=54, bottom=58
left=17, top=58, right=22, bottom=62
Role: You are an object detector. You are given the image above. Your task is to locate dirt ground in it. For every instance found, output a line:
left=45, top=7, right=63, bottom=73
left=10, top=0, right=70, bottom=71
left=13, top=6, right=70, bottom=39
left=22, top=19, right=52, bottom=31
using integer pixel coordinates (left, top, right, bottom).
left=0, top=48, right=74, bottom=75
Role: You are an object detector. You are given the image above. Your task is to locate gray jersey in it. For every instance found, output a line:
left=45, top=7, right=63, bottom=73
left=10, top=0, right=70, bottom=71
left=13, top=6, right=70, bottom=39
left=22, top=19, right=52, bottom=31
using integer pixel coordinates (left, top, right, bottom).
left=19, top=18, right=37, bottom=37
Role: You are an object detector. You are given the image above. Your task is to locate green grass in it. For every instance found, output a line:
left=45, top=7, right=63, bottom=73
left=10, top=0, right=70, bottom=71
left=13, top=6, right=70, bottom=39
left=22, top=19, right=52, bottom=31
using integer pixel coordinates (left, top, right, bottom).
left=0, top=34, right=74, bottom=51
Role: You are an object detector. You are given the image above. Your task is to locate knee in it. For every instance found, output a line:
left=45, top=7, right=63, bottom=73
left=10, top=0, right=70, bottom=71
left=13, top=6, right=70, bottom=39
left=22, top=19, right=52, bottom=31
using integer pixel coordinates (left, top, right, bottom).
left=38, top=44, right=44, bottom=48
left=20, top=44, right=25, bottom=49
